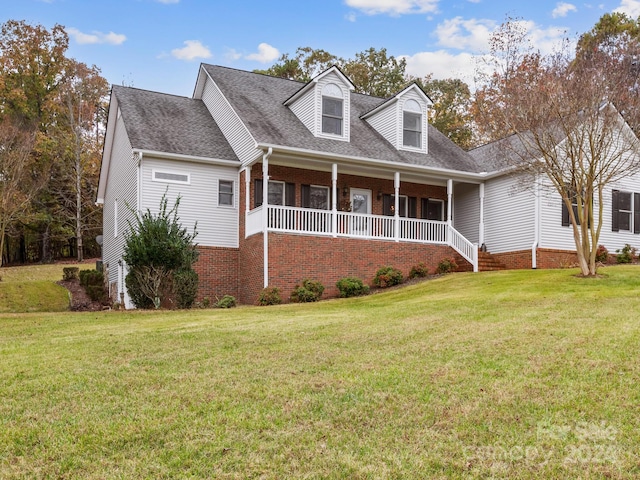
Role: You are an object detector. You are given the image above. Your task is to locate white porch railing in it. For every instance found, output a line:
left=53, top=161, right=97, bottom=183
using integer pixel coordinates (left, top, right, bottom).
left=246, top=205, right=478, bottom=271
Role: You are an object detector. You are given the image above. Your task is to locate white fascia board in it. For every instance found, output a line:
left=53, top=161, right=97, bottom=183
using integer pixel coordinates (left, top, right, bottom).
left=255, top=143, right=488, bottom=183
left=132, top=148, right=241, bottom=167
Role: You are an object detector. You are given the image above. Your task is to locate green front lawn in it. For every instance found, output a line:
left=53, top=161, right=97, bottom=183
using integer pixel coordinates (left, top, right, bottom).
left=1, top=267, right=639, bottom=478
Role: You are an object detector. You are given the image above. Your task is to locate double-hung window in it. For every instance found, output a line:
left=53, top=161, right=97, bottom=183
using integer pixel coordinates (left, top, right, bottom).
left=402, top=99, right=422, bottom=149
left=321, top=83, right=343, bottom=136
left=612, top=189, right=640, bottom=233
left=302, top=184, right=329, bottom=210
left=218, top=180, right=234, bottom=206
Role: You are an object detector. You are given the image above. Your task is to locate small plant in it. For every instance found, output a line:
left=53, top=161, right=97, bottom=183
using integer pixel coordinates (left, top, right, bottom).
left=290, top=279, right=325, bottom=303
left=79, top=269, right=106, bottom=302
left=595, top=245, right=609, bottom=264
left=336, top=277, right=370, bottom=298
left=616, top=243, right=636, bottom=264
left=173, top=268, right=199, bottom=309
left=216, top=295, right=237, bottom=308
left=373, top=266, right=403, bottom=288
left=258, top=286, right=282, bottom=306
left=409, top=262, right=430, bottom=279
left=196, top=297, right=212, bottom=308
left=62, top=267, right=79, bottom=281
left=436, top=258, right=458, bottom=274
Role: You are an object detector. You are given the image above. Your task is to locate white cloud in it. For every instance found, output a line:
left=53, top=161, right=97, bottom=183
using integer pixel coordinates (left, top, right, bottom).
left=67, top=27, right=126, bottom=45
left=171, top=40, right=212, bottom=61
left=614, top=0, right=640, bottom=17
left=225, top=48, right=242, bottom=61
left=403, top=50, right=477, bottom=85
left=552, top=2, right=577, bottom=18
left=434, top=17, right=496, bottom=52
left=344, top=0, right=438, bottom=16
left=345, top=12, right=358, bottom=22
left=245, top=43, right=280, bottom=63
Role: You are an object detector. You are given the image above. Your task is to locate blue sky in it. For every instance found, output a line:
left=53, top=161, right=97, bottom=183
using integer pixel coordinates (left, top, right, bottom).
left=3, top=0, right=640, bottom=96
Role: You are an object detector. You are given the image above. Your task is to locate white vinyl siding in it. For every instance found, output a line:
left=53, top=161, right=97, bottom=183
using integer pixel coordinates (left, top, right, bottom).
left=201, top=75, right=261, bottom=166
left=141, top=157, right=239, bottom=248
left=289, top=87, right=316, bottom=135
left=483, top=174, right=536, bottom=253
left=102, top=113, right=138, bottom=291
left=366, top=106, right=397, bottom=147
left=454, top=183, right=480, bottom=245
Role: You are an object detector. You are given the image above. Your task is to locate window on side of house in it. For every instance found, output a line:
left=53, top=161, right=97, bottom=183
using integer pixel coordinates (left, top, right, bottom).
left=218, top=180, right=234, bottom=206
left=421, top=198, right=445, bottom=221
left=561, top=191, right=581, bottom=226
left=302, top=184, right=330, bottom=210
left=402, top=99, right=422, bottom=149
left=612, top=189, right=640, bottom=233
left=321, top=83, right=343, bottom=136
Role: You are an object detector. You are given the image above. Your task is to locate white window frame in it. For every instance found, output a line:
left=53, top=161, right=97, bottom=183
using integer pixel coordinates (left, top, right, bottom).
left=618, top=191, right=633, bottom=232
left=152, top=169, right=191, bottom=185
left=391, top=194, right=409, bottom=217
left=218, top=179, right=234, bottom=207
left=321, top=83, right=344, bottom=137
left=424, top=198, right=444, bottom=221
left=268, top=180, right=285, bottom=206
left=402, top=99, right=423, bottom=150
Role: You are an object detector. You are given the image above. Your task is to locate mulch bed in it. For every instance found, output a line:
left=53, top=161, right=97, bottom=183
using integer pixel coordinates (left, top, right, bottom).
left=57, top=279, right=109, bottom=311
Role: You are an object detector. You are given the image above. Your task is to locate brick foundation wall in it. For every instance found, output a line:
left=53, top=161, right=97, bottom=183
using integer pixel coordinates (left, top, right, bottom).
left=267, top=232, right=456, bottom=301
left=193, top=246, right=239, bottom=301
left=491, top=248, right=579, bottom=270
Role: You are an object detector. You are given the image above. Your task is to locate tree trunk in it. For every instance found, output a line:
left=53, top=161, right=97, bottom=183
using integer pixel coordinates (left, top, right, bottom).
left=76, top=153, right=83, bottom=262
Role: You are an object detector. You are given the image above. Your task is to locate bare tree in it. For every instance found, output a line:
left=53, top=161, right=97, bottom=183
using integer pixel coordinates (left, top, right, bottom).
left=0, top=119, right=43, bottom=266
left=474, top=19, right=640, bottom=276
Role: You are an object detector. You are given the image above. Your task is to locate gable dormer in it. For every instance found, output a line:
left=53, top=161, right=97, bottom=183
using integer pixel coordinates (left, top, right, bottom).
left=361, top=83, right=432, bottom=154
left=284, top=66, right=355, bottom=142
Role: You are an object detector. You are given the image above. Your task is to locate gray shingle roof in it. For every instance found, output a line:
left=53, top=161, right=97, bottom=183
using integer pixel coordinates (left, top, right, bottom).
left=201, top=65, right=483, bottom=173
left=112, top=85, right=238, bottom=161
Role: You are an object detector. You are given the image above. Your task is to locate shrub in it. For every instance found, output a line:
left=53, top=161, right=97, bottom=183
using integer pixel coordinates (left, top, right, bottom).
left=436, top=258, right=458, bottom=274
left=123, top=194, right=199, bottom=309
left=336, top=277, right=370, bottom=298
left=258, top=286, right=281, bottom=306
left=373, top=266, right=403, bottom=288
left=595, top=245, right=609, bottom=263
left=62, top=267, right=79, bottom=281
left=290, top=279, right=325, bottom=303
left=173, top=268, right=199, bottom=309
left=409, top=262, right=430, bottom=279
left=79, top=269, right=106, bottom=302
left=216, top=295, right=237, bottom=308
left=616, top=244, right=637, bottom=264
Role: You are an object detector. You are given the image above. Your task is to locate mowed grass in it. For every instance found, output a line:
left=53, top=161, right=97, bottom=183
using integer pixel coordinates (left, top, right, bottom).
left=1, top=266, right=640, bottom=478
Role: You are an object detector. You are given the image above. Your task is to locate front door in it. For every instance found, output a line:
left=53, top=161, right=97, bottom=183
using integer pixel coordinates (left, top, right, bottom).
left=350, top=188, right=371, bottom=235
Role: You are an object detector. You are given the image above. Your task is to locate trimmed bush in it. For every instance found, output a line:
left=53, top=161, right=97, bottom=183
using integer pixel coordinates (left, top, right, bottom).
left=436, top=258, right=458, bottom=274
left=62, top=267, right=79, bottom=281
left=595, top=245, right=609, bottom=263
left=616, top=244, right=636, bottom=264
left=373, top=266, right=403, bottom=288
left=336, top=277, right=370, bottom=298
left=216, top=295, right=237, bottom=308
left=290, top=279, right=325, bottom=303
left=409, top=263, right=430, bottom=279
left=258, top=286, right=282, bottom=306
left=79, top=269, right=106, bottom=303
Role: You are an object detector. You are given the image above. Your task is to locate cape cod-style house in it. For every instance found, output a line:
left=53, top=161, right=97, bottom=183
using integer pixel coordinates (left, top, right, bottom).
left=97, top=65, right=640, bottom=306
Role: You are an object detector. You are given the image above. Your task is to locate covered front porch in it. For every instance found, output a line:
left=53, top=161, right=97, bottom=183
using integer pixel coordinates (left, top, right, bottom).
left=242, top=150, right=484, bottom=274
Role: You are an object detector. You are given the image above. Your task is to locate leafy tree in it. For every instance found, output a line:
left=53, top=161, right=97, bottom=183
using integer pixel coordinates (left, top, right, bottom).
left=341, top=47, right=407, bottom=97
left=415, top=76, right=473, bottom=149
left=123, top=195, right=199, bottom=309
left=255, top=46, right=339, bottom=82
left=473, top=18, right=640, bottom=276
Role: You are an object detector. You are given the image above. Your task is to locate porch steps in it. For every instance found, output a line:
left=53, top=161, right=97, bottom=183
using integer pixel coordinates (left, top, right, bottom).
left=455, top=251, right=507, bottom=272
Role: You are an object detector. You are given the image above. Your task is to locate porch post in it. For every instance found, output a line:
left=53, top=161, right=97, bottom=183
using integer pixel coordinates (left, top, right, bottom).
left=262, top=149, right=272, bottom=288
left=394, top=172, right=400, bottom=242
left=446, top=179, right=453, bottom=243
left=332, top=163, right=338, bottom=238
left=479, top=182, right=485, bottom=247
left=245, top=167, right=251, bottom=213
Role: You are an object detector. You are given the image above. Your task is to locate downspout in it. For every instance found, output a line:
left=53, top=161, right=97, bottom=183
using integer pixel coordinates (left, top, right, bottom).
left=446, top=179, right=453, bottom=244
left=532, top=177, right=540, bottom=269
left=262, top=147, right=272, bottom=288
left=479, top=183, right=485, bottom=250
left=331, top=164, right=338, bottom=238
left=135, top=151, right=142, bottom=215
left=394, top=172, right=400, bottom=242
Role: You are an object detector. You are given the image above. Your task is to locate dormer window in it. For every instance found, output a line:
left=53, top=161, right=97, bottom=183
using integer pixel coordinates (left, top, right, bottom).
left=321, top=83, right=343, bottom=136
left=403, top=100, right=422, bottom=149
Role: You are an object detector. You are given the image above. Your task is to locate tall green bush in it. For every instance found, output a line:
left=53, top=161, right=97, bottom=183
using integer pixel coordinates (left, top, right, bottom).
left=123, top=194, right=199, bottom=309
